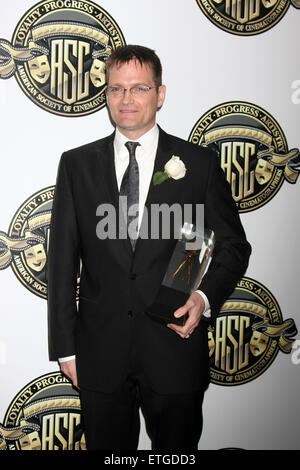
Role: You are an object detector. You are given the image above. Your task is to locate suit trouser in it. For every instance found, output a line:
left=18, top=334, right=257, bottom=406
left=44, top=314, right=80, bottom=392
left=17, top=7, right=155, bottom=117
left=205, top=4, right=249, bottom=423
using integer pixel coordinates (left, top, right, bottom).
left=80, top=340, right=205, bottom=451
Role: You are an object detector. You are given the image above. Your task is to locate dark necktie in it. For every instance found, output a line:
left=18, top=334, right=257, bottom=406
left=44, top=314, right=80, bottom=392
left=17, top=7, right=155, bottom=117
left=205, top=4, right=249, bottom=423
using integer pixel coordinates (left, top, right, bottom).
left=120, top=141, right=140, bottom=249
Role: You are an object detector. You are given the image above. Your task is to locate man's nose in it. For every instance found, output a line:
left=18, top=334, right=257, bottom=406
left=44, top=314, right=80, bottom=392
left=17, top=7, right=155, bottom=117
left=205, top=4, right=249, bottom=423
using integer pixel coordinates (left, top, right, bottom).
left=121, top=88, right=134, bottom=104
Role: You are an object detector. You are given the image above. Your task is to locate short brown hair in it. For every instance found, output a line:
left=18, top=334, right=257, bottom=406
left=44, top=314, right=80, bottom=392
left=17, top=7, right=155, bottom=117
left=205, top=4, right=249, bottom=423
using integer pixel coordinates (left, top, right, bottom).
left=105, top=45, right=162, bottom=87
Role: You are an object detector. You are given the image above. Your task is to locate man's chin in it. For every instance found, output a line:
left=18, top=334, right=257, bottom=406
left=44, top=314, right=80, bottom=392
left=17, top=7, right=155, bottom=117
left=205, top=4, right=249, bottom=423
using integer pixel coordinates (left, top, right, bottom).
left=116, top=116, right=139, bottom=127
left=116, top=122, right=139, bottom=134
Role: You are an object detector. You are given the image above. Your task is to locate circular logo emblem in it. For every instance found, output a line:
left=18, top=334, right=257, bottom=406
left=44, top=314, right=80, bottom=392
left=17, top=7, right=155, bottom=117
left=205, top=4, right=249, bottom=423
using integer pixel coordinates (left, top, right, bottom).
left=208, top=277, right=297, bottom=386
left=189, top=101, right=299, bottom=212
left=3, top=0, right=125, bottom=116
left=0, top=186, right=80, bottom=299
left=195, top=0, right=294, bottom=35
left=1, top=372, right=85, bottom=450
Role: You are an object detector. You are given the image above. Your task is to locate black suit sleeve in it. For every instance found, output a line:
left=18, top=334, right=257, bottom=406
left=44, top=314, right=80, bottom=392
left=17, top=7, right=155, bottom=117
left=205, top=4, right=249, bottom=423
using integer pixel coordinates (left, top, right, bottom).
left=200, top=151, right=251, bottom=320
left=47, top=152, right=80, bottom=361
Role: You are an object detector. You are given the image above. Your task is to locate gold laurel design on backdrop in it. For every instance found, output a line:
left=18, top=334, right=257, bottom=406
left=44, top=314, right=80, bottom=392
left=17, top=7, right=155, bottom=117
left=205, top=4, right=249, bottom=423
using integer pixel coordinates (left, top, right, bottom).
left=220, top=300, right=268, bottom=317
left=204, top=126, right=272, bottom=146
left=31, top=22, right=112, bottom=56
left=23, top=396, right=81, bottom=420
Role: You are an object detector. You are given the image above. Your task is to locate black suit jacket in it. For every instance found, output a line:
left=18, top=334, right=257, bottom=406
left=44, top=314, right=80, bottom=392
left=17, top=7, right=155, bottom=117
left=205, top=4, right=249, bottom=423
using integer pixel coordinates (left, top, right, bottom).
left=47, top=127, right=251, bottom=394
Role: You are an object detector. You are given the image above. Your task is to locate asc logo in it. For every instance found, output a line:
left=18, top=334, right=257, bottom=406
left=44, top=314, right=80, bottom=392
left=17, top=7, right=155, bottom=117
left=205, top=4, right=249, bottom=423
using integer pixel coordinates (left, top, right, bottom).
left=195, top=0, right=300, bottom=35
left=0, top=372, right=85, bottom=450
left=0, top=0, right=125, bottom=116
left=189, top=101, right=299, bottom=212
left=208, top=277, right=297, bottom=385
left=0, top=186, right=80, bottom=299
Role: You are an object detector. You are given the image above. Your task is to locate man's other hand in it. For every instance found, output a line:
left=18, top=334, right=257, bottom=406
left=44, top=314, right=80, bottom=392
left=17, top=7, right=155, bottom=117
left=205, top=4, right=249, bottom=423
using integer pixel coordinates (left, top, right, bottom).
left=60, top=358, right=79, bottom=388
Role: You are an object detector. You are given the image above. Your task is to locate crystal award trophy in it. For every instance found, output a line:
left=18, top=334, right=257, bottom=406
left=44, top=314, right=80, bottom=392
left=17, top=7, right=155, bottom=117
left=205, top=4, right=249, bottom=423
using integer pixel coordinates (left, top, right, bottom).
left=146, top=223, right=215, bottom=326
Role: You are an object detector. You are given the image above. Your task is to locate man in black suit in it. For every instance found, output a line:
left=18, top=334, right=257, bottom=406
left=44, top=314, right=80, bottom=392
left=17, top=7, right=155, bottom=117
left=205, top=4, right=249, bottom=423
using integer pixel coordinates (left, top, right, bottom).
left=48, top=45, right=251, bottom=450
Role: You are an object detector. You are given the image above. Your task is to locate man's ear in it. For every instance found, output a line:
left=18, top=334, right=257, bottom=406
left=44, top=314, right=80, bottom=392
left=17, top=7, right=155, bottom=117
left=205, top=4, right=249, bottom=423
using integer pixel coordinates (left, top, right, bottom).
left=157, top=85, right=166, bottom=110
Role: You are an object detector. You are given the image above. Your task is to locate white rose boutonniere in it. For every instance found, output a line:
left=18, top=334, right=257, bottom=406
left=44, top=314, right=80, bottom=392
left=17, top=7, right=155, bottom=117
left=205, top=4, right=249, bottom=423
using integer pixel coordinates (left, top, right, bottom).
left=153, top=156, right=186, bottom=186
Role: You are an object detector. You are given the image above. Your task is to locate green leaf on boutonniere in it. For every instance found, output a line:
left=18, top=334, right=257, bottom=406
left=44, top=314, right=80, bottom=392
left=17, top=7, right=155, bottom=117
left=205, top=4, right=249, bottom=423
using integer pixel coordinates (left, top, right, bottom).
left=153, top=171, right=170, bottom=186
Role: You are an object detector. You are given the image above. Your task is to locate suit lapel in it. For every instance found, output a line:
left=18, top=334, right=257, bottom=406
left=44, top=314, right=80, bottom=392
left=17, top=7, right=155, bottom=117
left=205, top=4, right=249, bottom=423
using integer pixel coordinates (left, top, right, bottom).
left=97, top=132, right=133, bottom=256
left=98, top=132, right=119, bottom=207
left=133, top=128, right=180, bottom=262
left=142, top=127, right=174, bottom=209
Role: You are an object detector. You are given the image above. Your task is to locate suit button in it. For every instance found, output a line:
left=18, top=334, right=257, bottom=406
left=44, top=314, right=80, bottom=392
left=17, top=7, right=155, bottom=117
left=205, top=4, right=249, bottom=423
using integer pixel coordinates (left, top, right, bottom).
left=130, top=273, right=136, bottom=280
left=127, top=310, right=133, bottom=317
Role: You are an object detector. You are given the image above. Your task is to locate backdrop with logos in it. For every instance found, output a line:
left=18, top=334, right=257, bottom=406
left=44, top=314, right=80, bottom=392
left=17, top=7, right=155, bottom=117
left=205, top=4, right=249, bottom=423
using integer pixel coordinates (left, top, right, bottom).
left=0, top=0, right=299, bottom=451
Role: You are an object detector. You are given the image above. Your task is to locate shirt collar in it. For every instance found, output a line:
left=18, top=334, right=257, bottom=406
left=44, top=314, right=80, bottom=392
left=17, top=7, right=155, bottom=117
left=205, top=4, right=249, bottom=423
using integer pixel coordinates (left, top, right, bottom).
left=114, top=124, right=159, bottom=158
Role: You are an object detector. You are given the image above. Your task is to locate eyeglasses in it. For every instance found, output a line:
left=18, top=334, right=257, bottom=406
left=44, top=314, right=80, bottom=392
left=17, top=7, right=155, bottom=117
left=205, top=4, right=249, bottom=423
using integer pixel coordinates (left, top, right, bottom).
left=106, top=85, right=157, bottom=96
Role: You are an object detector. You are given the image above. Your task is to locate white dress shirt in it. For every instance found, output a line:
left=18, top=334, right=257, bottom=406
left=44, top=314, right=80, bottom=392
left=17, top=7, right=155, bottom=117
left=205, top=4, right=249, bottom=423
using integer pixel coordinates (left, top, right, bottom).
left=59, top=124, right=210, bottom=363
left=114, top=125, right=158, bottom=231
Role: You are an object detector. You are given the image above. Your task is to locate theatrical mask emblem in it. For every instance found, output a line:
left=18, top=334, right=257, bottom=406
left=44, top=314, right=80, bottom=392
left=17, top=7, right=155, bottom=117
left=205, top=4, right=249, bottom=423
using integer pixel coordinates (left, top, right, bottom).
left=250, top=330, right=268, bottom=356
left=89, top=58, right=106, bottom=87
left=189, top=101, right=299, bottom=212
left=195, top=0, right=299, bottom=35
left=0, top=0, right=126, bottom=116
left=24, top=243, right=47, bottom=272
left=28, top=55, right=50, bottom=84
left=207, top=277, right=297, bottom=386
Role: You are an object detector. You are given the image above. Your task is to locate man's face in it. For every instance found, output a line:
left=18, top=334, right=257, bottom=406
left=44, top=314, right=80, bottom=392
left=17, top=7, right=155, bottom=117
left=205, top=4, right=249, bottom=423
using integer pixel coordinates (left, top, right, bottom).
left=106, top=60, right=166, bottom=139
